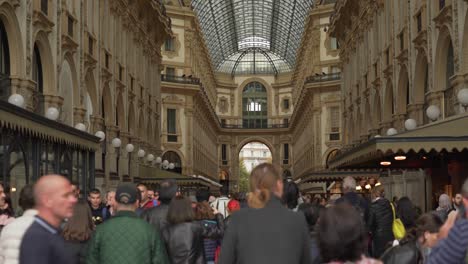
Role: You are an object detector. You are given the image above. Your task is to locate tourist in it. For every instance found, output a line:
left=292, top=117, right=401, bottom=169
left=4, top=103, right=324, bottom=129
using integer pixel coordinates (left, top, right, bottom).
left=62, top=201, right=94, bottom=264
left=452, top=193, right=463, bottom=212
left=219, top=163, right=311, bottom=264
left=213, top=189, right=230, bottom=218
left=87, top=189, right=105, bottom=225
left=19, top=175, right=78, bottom=264
left=102, top=191, right=115, bottom=220
left=86, top=183, right=168, bottom=264
left=142, top=179, right=178, bottom=232
left=163, top=196, right=223, bottom=264
left=282, top=177, right=300, bottom=210
left=298, top=203, right=322, bottom=264
left=381, top=213, right=443, bottom=263
left=396, top=197, right=418, bottom=230
left=137, top=183, right=154, bottom=210
left=336, top=176, right=369, bottom=223
left=433, top=193, right=452, bottom=222
left=0, top=184, right=37, bottom=264
left=195, top=201, right=222, bottom=264
left=368, top=186, right=393, bottom=258
left=0, top=196, right=14, bottom=232
left=317, top=204, right=381, bottom=264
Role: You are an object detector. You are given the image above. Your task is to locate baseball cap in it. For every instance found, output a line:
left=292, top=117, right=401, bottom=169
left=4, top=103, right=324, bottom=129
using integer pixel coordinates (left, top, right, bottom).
left=115, top=183, right=138, bottom=204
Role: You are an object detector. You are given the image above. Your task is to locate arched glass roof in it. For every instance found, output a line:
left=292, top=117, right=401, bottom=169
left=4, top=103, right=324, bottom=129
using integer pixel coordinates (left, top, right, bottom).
left=192, top=0, right=314, bottom=76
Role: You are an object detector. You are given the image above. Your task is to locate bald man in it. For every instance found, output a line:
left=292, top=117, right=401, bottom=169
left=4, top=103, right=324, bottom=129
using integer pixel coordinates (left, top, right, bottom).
left=19, top=175, right=77, bottom=264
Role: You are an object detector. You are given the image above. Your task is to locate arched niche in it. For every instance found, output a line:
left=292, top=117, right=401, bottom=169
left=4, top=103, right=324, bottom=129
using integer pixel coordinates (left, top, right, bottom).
left=59, top=59, right=74, bottom=126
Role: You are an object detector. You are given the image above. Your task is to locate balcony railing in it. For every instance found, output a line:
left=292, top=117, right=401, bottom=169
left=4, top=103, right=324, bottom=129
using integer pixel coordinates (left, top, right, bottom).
left=161, top=74, right=201, bottom=85
left=221, top=123, right=289, bottom=129
left=306, top=72, right=341, bottom=83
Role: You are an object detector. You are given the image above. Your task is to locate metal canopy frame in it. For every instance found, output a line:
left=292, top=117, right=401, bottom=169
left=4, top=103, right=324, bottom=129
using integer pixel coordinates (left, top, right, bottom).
left=192, top=0, right=314, bottom=75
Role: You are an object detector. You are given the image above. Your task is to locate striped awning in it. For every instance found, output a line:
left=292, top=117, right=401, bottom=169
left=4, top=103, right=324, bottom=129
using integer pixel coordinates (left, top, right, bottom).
left=329, top=114, right=468, bottom=169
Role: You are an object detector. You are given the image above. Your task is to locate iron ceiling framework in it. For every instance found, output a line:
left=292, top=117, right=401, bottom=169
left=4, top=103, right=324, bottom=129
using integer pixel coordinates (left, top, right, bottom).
left=192, top=0, right=314, bottom=76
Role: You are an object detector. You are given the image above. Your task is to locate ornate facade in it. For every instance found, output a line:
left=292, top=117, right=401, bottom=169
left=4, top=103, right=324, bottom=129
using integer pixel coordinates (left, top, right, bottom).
left=161, top=0, right=341, bottom=191
left=1, top=0, right=171, bottom=192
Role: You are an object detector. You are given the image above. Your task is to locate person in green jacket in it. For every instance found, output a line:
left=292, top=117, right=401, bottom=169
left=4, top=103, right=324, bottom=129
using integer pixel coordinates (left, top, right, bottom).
left=86, top=183, right=168, bottom=264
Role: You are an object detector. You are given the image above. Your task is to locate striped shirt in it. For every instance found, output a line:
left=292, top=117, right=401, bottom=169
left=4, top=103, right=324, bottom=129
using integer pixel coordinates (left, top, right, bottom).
left=427, top=218, right=468, bottom=264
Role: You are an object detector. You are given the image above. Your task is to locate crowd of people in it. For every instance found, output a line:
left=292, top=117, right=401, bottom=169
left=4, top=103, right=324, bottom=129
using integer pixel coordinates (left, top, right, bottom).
left=0, top=163, right=468, bottom=263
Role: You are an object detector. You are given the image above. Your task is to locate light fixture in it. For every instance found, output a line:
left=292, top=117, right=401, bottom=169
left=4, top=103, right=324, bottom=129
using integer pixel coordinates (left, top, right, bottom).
left=125, top=143, right=134, bottom=153
left=155, top=156, right=162, bottom=164
left=457, top=88, right=468, bottom=111
left=162, top=160, right=169, bottom=166
left=374, top=135, right=381, bottom=138
left=380, top=161, right=391, bottom=166
left=137, top=149, right=146, bottom=158
left=95, top=131, right=106, bottom=141
left=365, top=184, right=371, bottom=190
left=111, top=138, right=122, bottom=148
left=394, top=155, right=407, bottom=161
left=147, top=154, right=155, bottom=162
left=45, top=107, right=60, bottom=120
left=375, top=182, right=382, bottom=186
left=11, top=187, right=16, bottom=192
left=75, top=123, right=86, bottom=131
left=386, top=128, right=398, bottom=136
left=404, top=119, right=417, bottom=131
left=356, top=186, right=362, bottom=191
left=422, top=156, right=428, bottom=160
left=162, top=163, right=169, bottom=170
left=8, top=94, right=25, bottom=108
left=168, top=163, right=175, bottom=169
left=426, top=105, right=441, bottom=121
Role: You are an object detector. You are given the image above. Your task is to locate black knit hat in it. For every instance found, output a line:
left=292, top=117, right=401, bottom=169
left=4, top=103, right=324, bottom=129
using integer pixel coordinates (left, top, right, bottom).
left=115, top=183, right=138, bottom=204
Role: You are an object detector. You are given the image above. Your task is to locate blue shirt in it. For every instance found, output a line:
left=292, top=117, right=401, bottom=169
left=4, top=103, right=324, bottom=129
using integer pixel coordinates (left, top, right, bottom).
left=427, top=218, right=468, bottom=264
left=19, top=216, right=76, bottom=264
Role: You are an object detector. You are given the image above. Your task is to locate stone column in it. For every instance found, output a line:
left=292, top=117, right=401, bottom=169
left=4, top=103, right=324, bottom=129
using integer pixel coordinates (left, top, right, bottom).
left=106, top=125, right=120, bottom=182
left=407, top=103, right=424, bottom=125
left=73, top=107, right=87, bottom=124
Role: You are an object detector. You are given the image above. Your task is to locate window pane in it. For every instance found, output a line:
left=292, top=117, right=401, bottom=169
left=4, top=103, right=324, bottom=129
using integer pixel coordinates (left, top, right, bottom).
left=167, top=109, right=176, bottom=134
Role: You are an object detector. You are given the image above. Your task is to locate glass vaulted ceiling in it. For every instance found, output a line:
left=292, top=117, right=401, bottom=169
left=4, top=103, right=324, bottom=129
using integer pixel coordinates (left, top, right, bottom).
left=192, top=0, right=314, bottom=76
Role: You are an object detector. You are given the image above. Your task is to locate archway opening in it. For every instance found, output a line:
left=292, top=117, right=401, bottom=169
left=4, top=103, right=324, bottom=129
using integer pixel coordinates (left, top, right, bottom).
left=162, top=151, right=182, bottom=174
left=238, top=141, right=272, bottom=192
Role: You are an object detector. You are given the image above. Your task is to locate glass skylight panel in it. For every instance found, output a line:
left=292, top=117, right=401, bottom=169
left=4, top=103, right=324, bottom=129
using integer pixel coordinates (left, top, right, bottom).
left=192, top=0, right=313, bottom=75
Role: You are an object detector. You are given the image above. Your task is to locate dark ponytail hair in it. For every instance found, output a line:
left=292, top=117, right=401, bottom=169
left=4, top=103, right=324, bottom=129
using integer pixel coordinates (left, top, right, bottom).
left=402, top=213, right=443, bottom=244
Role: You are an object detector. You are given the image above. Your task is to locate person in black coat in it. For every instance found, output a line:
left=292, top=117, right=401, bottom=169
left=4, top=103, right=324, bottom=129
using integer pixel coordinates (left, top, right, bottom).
left=368, top=185, right=394, bottom=258
left=336, top=176, right=369, bottom=224
left=218, top=163, right=311, bottom=264
left=141, top=179, right=178, bottom=232
left=62, top=201, right=94, bottom=264
left=162, top=196, right=224, bottom=264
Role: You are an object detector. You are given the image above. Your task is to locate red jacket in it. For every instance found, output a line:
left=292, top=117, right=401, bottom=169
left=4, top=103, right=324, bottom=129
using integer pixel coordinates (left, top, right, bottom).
left=141, top=200, right=154, bottom=209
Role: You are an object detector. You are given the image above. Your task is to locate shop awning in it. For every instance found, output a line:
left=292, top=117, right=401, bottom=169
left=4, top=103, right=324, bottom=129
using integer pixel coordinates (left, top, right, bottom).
left=329, top=114, right=468, bottom=169
left=137, top=167, right=221, bottom=189
left=0, top=101, right=100, bottom=150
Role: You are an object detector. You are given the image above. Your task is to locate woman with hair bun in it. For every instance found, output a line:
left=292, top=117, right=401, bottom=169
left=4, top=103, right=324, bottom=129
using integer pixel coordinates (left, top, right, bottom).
left=218, top=163, right=311, bottom=264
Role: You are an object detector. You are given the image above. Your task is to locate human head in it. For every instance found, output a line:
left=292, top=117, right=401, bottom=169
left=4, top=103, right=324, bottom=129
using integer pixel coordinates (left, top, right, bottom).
left=282, top=178, right=299, bottom=209
left=62, top=201, right=94, bottom=242
left=453, top=193, right=462, bottom=207
left=248, top=163, right=283, bottom=209
left=88, top=188, right=101, bottom=209
left=411, top=213, right=443, bottom=248
left=115, top=183, right=139, bottom=211
left=208, top=195, right=216, bottom=204
left=167, top=196, right=194, bottom=224
left=342, top=176, right=356, bottom=193
left=227, top=199, right=241, bottom=214
left=136, top=183, right=148, bottom=203
left=34, top=175, right=78, bottom=227
left=371, top=185, right=385, bottom=200
left=71, top=182, right=80, bottom=198
left=154, top=191, right=159, bottom=200
left=396, top=196, right=417, bottom=229
left=148, top=190, right=155, bottom=200
left=438, top=194, right=451, bottom=210
left=0, top=196, right=14, bottom=217
left=298, top=203, right=321, bottom=231
left=105, top=191, right=115, bottom=207
left=0, top=182, right=5, bottom=199
left=196, top=189, right=210, bottom=202
left=159, top=179, right=178, bottom=204
left=194, top=201, right=214, bottom=220
left=18, top=184, right=35, bottom=211
left=317, top=204, right=367, bottom=262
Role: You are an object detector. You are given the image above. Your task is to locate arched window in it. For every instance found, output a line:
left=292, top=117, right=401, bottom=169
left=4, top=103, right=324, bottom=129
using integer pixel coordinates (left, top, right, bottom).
left=33, top=44, right=43, bottom=93
left=0, top=20, right=10, bottom=100
left=445, top=41, right=455, bottom=117
left=0, top=20, right=9, bottom=76
left=242, top=82, right=267, bottom=128
left=162, top=151, right=182, bottom=174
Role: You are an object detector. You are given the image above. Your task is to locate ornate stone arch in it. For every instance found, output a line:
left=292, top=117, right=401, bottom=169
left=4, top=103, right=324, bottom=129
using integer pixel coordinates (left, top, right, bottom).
left=236, top=137, right=275, bottom=161
left=0, top=2, right=24, bottom=77
left=434, top=26, right=454, bottom=91
left=413, top=51, right=429, bottom=104
left=101, top=84, right=113, bottom=125
left=128, top=101, right=136, bottom=135
left=138, top=108, right=145, bottom=139
left=58, top=58, right=74, bottom=125
left=63, top=53, right=79, bottom=107
left=84, top=71, right=97, bottom=115
left=161, top=149, right=185, bottom=174
left=237, top=77, right=273, bottom=118
left=372, top=90, right=382, bottom=129
left=116, top=92, right=125, bottom=129
left=34, top=31, right=55, bottom=94
left=323, top=148, right=339, bottom=168
left=397, top=66, right=410, bottom=114
left=383, top=80, right=394, bottom=122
